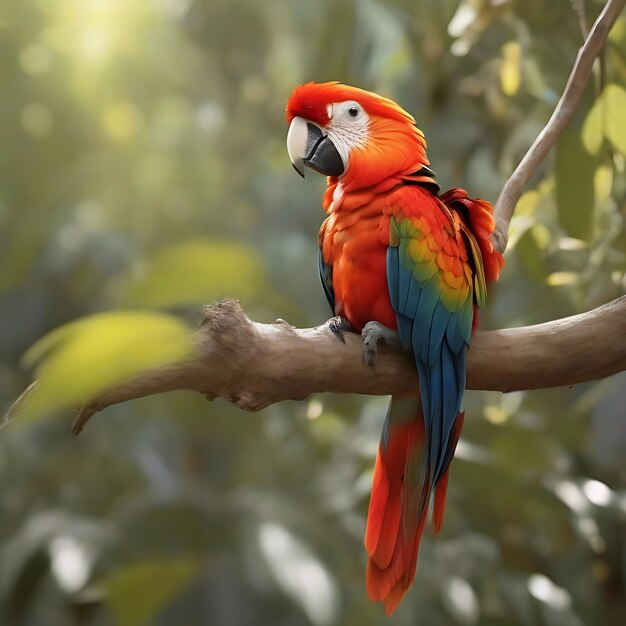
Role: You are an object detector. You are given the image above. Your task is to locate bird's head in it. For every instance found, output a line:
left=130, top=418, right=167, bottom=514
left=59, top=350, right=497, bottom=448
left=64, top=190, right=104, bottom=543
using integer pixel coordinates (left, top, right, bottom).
left=286, top=81, right=431, bottom=191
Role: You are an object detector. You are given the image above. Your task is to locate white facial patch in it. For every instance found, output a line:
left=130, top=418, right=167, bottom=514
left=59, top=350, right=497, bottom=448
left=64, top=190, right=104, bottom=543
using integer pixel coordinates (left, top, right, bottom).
left=325, top=101, right=370, bottom=172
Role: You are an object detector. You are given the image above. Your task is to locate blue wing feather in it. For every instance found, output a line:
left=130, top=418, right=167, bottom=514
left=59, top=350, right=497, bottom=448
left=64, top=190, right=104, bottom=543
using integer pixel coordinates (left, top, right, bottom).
left=438, top=342, right=460, bottom=477
left=414, top=276, right=439, bottom=364
left=445, top=315, right=466, bottom=354
left=427, top=300, right=451, bottom=366
left=386, top=247, right=400, bottom=310
left=318, top=249, right=335, bottom=314
left=398, top=242, right=412, bottom=312
left=396, top=313, right=414, bottom=352
left=387, top=202, right=475, bottom=488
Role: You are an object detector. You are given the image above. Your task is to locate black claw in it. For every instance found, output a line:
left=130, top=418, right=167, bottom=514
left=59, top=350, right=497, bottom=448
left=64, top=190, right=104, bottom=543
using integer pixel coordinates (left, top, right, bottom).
left=328, top=316, right=351, bottom=343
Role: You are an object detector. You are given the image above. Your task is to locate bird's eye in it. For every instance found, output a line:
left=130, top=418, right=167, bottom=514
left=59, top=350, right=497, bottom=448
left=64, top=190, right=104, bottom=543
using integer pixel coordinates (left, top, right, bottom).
left=348, top=106, right=359, bottom=117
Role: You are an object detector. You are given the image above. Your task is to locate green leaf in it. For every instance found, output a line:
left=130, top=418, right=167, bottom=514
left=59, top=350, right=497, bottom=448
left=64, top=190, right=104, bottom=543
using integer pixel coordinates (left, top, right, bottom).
left=102, top=558, right=199, bottom=626
left=582, top=84, right=626, bottom=155
left=604, top=85, right=626, bottom=155
left=581, top=99, right=603, bottom=155
left=115, top=239, right=267, bottom=308
left=12, top=311, right=194, bottom=421
left=516, top=225, right=547, bottom=281
left=507, top=190, right=540, bottom=250
left=554, top=128, right=595, bottom=239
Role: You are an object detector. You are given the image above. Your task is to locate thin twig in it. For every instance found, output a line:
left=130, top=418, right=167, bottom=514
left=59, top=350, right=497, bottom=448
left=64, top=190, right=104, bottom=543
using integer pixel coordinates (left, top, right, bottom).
left=491, top=0, right=625, bottom=253
left=570, top=0, right=589, bottom=38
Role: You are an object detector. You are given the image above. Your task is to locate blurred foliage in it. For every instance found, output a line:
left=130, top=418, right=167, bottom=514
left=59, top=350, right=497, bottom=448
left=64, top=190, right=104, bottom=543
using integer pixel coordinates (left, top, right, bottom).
left=1, top=1, right=625, bottom=625
left=102, top=557, right=200, bottom=626
left=10, top=311, right=194, bottom=422
left=114, top=239, right=269, bottom=308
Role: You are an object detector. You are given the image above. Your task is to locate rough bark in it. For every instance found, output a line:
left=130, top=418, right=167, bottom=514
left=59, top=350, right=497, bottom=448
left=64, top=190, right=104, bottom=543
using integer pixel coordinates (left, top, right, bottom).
left=68, top=296, right=626, bottom=434
left=5, top=1, right=626, bottom=434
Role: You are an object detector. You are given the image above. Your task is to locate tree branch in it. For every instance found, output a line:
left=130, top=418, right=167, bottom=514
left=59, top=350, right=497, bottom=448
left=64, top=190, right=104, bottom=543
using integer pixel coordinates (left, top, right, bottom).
left=67, top=297, right=626, bottom=434
left=491, top=0, right=626, bottom=253
left=6, top=5, right=626, bottom=434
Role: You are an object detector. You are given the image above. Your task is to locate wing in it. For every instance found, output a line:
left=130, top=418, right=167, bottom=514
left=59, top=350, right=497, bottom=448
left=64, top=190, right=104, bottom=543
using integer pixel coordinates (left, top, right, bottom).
left=318, top=217, right=335, bottom=314
left=318, top=249, right=335, bottom=313
left=386, top=186, right=479, bottom=486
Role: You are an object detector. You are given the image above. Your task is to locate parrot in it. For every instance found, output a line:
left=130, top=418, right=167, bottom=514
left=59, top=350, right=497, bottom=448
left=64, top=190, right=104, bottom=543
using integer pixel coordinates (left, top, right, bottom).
left=285, top=81, right=503, bottom=614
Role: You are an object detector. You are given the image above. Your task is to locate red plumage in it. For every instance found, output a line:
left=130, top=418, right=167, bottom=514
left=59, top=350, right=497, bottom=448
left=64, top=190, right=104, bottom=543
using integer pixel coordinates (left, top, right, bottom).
left=286, top=82, right=503, bottom=614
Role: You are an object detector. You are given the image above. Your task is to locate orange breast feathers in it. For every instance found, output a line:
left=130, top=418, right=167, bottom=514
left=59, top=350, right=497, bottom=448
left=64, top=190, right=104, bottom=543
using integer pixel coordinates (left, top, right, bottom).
left=319, top=185, right=396, bottom=331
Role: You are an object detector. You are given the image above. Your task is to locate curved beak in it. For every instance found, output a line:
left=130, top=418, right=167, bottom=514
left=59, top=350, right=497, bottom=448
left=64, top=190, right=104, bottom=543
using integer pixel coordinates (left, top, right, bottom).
left=286, top=116, right=344, bottom=178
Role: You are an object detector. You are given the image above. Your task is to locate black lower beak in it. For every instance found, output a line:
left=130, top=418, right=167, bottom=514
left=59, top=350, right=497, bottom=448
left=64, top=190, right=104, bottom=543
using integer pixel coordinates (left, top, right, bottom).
left=303, top=124, right=344, bottom=177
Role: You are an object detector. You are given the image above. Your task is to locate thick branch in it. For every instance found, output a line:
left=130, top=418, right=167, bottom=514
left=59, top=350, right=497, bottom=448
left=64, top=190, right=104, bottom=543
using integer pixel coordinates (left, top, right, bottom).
left=67, top=297, right=626, bottom=434
left=5, top=6, right=625, bottom=435
left=491, top=0, right=626, bottom=253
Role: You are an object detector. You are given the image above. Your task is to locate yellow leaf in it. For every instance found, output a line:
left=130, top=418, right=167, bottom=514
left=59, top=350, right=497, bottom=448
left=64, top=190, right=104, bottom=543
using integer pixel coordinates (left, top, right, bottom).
left=507, top=216, right=535, bottom=250
left=594, top=165, right=613, bottom=208
left=582, top=84, right=626, bottom=155
left=546, top=272, right=578, bottom=286
left=557, top=237, right=587, bottom=251
left=515, top=190, right=541, bottom=216
left=604, top=85, right=626, bottom=155
left=14, top=311, right=194, bottom=421
left=500, top=42, right=521, bottom=96
left=608, top=15, right=626, bottom=45
left=582, top=100, right=603, bottom=155
left=484, top=405, right=509, bottom=425
left=507, top=190, right=542, bottom=250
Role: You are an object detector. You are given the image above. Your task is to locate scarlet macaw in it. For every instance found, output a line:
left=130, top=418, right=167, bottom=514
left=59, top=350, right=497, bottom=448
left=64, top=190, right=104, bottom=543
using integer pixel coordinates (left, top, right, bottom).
left=285, top=82, right=503, bottom=614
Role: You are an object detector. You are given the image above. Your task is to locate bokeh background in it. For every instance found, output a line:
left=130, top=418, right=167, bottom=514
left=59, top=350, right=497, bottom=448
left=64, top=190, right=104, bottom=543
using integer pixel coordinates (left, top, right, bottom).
left=1, top=0, right=625, bottom=625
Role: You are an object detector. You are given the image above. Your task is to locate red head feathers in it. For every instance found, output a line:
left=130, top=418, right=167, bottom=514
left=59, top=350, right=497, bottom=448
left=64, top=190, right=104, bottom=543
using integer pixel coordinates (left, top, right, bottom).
left=285, top=81, right=433, bottom=191
left=286, top=81, right=416, bottom=127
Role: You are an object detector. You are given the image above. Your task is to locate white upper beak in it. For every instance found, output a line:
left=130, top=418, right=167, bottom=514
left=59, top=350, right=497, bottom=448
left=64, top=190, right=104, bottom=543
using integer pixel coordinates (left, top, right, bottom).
left=286, top=116, right=309, bottom=177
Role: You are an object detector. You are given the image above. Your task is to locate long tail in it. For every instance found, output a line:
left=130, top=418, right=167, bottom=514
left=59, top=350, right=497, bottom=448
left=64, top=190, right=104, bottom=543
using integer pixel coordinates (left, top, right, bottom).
left=365, top=396, right=464, bottom=615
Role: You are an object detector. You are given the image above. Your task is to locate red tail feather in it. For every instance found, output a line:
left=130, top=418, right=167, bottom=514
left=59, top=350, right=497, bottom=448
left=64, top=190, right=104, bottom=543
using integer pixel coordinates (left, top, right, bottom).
left=365, top=410, right=465, bottom=614
left=364, top=418, right=426, bottom=615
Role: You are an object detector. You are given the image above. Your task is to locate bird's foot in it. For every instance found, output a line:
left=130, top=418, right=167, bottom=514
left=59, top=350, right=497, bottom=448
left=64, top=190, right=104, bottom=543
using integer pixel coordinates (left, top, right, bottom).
left=362, top=321, right=399, bottom=365
left=327, top=316, right=352, bottom=343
